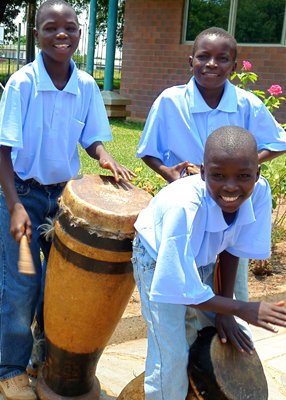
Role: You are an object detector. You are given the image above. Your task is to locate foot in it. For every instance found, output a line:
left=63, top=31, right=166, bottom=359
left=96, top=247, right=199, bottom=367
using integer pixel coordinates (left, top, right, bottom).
left=0, top=373, right=37, bottom=400
left=26, top=337, right=45, bottom=378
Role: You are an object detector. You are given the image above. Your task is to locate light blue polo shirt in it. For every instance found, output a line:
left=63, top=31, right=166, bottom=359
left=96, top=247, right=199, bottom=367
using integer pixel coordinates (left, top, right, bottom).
left=137, top=77, right=286, bottom=166
left=135, top=174, right=272, bottom=305
left=0, top=52, right=112, bottom=184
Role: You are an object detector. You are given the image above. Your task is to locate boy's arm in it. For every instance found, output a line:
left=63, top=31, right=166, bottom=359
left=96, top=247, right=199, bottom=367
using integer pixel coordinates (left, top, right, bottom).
left=258, top=149, right=286, bottom=163
left=142, top=155, right=198, bottom=183
left=192, top=252, right=286, bottom=354
left=0, top=146, right=32, bottom=242
left=85, top=141, right=136, bottom=182
left=216, top=250, right=238, bottom=298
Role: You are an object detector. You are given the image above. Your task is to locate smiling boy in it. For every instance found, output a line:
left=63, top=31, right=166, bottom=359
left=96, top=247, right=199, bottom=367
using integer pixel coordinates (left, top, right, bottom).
left=132, top=126, right=286, bottom=400
left=0, top=1, right=135, bottom=399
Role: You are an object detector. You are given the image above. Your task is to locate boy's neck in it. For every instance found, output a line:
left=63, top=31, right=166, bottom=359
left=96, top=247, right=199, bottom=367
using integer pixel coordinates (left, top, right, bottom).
left=42, top=54, right=72, bottom=90
left=223, top=210, right=237, bottom=225
left=196, top=83, right=225, bottom=109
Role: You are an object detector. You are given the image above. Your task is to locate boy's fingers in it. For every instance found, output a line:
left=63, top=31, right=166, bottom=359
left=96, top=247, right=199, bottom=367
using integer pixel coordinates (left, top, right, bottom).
left=275, top=301, right=285, bottom=307
left=258, top=320, right=279, bottom=332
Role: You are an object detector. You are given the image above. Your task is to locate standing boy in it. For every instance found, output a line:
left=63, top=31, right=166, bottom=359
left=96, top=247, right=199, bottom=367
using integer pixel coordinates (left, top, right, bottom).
left=0, top=1, right=134, bottom=399
left=136, top=27, right=286, bottom=303
left=133, top=126, right=286, bottom=400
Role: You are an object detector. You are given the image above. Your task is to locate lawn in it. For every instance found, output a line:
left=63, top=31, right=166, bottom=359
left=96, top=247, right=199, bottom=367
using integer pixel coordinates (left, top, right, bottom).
left=78, top=118, right=159, bottom=180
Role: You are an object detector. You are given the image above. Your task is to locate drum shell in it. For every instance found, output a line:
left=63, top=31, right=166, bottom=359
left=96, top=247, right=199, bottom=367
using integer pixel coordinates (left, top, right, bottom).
left=188, top=327, right=268, bottom=400
left=41, top=175, right=151, bottom=397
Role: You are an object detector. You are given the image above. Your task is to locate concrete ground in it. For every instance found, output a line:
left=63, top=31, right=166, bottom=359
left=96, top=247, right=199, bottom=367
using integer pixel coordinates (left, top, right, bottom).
left=0, top=290, right=285, bottom=399
left=97, top=326, right=286, bottom=399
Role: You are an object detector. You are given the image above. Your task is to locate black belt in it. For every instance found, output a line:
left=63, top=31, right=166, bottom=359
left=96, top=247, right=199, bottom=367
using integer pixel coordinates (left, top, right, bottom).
left=14, top=173, right=67, bottom=189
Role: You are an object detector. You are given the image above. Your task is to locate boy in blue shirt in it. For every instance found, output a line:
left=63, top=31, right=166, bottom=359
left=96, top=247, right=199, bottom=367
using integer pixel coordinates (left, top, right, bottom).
left=0, top=1, right=135, bottom=399
left=133, top=125, right=286, bottom=400
left=136, top=26, right=286, bottom=306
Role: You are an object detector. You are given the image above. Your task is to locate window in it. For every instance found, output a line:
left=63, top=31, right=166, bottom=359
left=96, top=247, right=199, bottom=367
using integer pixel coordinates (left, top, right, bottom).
left=183, top=0, right=286, bottom=45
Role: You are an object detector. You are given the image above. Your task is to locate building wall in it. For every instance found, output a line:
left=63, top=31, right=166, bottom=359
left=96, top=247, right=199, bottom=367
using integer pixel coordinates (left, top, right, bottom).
left=120, top=0, right=286, bottom=124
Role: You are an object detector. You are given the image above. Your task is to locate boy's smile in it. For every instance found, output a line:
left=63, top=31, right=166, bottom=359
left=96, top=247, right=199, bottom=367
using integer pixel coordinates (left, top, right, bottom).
left=34, top=5, right=80, bottom=66
left=189, top=34, right=237, bottom=92
left=201, top=148, right=260, bottom=217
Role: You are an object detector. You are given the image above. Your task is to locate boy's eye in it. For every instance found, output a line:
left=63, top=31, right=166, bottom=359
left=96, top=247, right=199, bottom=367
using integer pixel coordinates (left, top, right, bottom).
left=66, top=26, right=78, bottom=32
left=196, top=54, right=208, bottom=61
left=239, top=174, right=251, bottom=179
left=211, top=173, right=224, bottom=179
left=219, top=56, right=229, bottom=62
left=44, top=26, right=56, bottom=32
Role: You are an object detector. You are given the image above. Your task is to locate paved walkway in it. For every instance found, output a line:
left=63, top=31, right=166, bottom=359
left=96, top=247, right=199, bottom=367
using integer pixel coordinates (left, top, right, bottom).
left=0, top=328, right=285, bottom=399
left=96, top=326, right=286, bottom=399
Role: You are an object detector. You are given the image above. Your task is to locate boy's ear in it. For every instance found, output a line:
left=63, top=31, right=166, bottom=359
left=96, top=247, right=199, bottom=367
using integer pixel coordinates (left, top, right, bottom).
left=189, top=56, right=193, bottom=69
left=200, top=163, right=205, bottom=181
left=232, top=60, right=237, bottom=73
left=256, top=165, right=261, bottom=182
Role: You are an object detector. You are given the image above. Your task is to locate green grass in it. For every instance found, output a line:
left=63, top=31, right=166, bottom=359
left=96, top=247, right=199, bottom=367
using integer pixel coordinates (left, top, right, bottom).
left=78, top=118, right=157, bottom=181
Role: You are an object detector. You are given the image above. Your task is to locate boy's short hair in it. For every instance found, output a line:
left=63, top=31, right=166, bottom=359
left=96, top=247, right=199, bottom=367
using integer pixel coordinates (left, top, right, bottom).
left=204, top=126, right=258, bottom=163
left=193, top=27, right=237, bottom=60
left=35, top=0, right=78, bottom=29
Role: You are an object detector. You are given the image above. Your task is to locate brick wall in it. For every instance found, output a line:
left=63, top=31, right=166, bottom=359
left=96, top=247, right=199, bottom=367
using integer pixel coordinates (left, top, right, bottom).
left=120, top=0, right=286, bottom=124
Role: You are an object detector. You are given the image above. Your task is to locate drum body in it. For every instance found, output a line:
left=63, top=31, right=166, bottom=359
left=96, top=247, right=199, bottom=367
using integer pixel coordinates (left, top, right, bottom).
left=36, top=175, right=151, bottom=400
left=188, top=327, right=268, bottom=400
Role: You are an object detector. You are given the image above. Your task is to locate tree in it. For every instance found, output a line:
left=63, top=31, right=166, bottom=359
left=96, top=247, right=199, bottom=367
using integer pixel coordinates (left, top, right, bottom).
left=1, top=0, right=125, bottom=49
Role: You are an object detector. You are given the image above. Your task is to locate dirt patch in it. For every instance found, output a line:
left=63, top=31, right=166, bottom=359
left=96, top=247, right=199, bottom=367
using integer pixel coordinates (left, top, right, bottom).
left=249, top=241, right=286, bottom=301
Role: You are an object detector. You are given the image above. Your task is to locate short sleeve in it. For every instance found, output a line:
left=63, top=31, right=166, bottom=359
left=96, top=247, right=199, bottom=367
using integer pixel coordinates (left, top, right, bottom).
left=227, top=177, right=272, bottom=259
left=79, top=80, right=112, bottom=149
left=248, top=101, right=286, bottom=153
left=150, top=205, right=215, bottom=305
left=0, top=84, right=23, bottom=149
left=136, top=95, right=167, bottom=161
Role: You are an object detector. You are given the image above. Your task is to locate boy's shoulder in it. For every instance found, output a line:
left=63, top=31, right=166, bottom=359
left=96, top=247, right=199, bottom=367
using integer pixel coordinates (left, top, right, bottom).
left=230, top=81, right=263, bottom=106
left=156, top=174, right=206, bottom=209
left=249, top=176, right=272, bottom=211
left=158, top=83, right=189, bottom=101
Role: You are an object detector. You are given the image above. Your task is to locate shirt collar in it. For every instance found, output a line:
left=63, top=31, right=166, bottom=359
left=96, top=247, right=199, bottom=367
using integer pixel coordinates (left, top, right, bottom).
left=205, top=191, right=256, bottom=232
left=32, top=51, right=78, bottom=94
left=186, top=76, right=238, bottom=113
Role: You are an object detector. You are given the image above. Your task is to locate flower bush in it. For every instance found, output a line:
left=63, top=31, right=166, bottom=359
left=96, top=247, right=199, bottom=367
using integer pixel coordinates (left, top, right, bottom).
left=231, top=61, right=286, bottom=245
left=132, top=167, right=166, bottom=196
left=230, top=61, right=286, bottom=118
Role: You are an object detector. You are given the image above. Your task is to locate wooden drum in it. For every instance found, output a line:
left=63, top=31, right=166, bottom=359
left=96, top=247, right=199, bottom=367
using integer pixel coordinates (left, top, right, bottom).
left=188, top=327, right=268, bottom=400
left=36, top=175, right=151, bottom=400
left=117, top=327, right=268, bottom=400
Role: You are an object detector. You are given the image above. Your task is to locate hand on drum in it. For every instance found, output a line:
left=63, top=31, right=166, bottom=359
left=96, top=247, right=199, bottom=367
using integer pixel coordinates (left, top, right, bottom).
left=215, top=314, right=254, bottom=355
left=237, top=300, right=286, bottom=333
left=100, top=156, right=136, bottom=182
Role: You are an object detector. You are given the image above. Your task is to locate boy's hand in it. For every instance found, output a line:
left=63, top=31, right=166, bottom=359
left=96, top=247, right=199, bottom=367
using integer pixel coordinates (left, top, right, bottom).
left=237, top=300, right=286, bottom=332
left=166, top=161, right=200, bottom=182
left=99, top=155, right=136, bottom=182
left=215, top=314, right=254, bottom=354
left=10, top=203, right=32, bottom=243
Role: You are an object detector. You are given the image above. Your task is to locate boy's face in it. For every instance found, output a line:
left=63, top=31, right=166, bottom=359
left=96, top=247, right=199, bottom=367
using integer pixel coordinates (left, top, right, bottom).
left=189, top=35, right=237, bottom=91
left=201, top=148, right=260, bottom=215
left=34, top=5, right=80, bottom=64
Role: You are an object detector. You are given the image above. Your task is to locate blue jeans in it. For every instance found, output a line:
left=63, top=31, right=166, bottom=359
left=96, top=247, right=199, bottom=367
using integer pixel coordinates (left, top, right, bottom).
left=234, top=258, right=249, bottom=302
left=0, top=176, right=64, bottom=379
left=132, top=236, right=251, bottom=400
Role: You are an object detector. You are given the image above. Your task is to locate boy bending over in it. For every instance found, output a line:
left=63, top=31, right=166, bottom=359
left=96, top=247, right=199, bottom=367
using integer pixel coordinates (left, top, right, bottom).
left=132, top=125, right=286, bottom=400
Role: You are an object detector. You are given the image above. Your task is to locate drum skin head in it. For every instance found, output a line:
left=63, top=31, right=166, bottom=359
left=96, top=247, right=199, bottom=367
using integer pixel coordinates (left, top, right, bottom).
left=60, top=175, right=152, bottom=239
left=117, top=372, right=197, bottom=400
left=188, top=327, right=268, bottom=400
left=210, top=333, right=268, bottom=400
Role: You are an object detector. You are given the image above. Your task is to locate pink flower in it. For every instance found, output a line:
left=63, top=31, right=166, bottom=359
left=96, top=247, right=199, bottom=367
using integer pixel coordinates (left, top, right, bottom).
left=268, top=85, right=283, bottom=96
left=243, top=60, right=252, bottom=71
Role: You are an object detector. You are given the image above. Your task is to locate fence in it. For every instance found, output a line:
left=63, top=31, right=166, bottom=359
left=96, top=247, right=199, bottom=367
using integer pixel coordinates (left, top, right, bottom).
left=0, top=23, right=122, bottom=88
